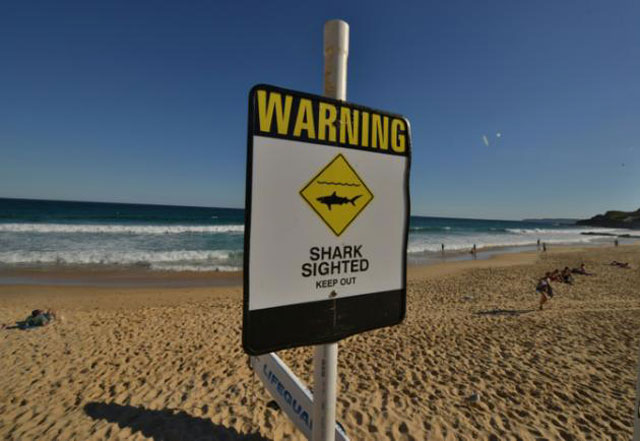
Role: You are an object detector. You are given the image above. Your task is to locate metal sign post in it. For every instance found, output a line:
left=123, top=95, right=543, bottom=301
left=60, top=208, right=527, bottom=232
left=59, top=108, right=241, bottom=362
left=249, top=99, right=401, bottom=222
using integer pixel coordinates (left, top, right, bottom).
left=634, top=344, right=640, bottom=440
left=312, top=19, right=349, bottom=441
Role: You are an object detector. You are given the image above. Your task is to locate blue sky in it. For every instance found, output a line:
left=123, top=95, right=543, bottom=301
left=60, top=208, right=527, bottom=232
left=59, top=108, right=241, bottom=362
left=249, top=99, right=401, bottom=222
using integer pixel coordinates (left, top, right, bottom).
left=1, top=0, right=638, bottom=220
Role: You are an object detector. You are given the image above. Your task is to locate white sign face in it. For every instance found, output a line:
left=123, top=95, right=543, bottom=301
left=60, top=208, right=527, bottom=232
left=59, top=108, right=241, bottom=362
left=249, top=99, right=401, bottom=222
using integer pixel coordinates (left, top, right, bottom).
left=243, top=84, right=411, bottom=355
left=249, top=136, right=406, bottom=310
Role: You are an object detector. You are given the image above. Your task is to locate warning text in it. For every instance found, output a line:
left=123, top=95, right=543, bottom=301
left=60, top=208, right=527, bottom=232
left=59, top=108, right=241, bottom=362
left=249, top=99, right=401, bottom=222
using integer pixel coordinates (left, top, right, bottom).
left=301, top=245, right=369, bottom=278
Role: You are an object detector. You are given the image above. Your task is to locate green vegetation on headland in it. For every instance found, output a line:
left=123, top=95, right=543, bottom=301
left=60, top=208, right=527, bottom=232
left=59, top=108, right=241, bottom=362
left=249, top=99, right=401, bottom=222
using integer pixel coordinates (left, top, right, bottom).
left=576, top=208, right=640, bottom=230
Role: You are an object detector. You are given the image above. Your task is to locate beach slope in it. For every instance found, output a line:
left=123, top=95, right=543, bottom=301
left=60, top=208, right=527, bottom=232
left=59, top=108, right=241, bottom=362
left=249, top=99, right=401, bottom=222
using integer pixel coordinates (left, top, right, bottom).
left=0, top=246, right=638, bottom=440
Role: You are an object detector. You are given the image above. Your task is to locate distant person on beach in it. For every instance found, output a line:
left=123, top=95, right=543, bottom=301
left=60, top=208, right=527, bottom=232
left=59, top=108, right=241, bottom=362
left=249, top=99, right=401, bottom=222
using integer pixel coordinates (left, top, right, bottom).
left=542, top=242, right=547, bottom=252
left=614, top=239, right=619, bottom=247
left=2, top=309, right=57, bottom=330
left=572, top=263, right=594, bottom=275
left=536, top=273, right=553, bottom=310
left=549, top=269, right=562, bottom=282
left=441, top=243, right=445, bottom=255
left=610, top=260, right=630, bottom=269
left=470, top=244, right=477, bottom=259
left=561, top=267, right=574, bottom=284
left=537, top=239, right=541, bottom=250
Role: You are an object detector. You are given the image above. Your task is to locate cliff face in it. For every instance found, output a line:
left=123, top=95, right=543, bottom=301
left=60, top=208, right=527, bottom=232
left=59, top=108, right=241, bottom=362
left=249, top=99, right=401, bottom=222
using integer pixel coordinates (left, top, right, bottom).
left=576, top=209, right=640, bottom=229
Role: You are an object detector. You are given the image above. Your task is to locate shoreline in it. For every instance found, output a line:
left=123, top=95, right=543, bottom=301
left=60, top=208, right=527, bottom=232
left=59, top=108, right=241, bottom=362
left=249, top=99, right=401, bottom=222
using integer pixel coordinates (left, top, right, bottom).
left=0, top=265, right=242, bottom=288
left=1, top=242, right=636, bottom=289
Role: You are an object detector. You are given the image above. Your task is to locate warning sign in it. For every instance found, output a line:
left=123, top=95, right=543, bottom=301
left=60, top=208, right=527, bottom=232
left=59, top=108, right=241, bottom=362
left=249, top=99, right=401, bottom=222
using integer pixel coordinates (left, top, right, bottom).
left=243, top=84, right=411, bottom=355
left=300, top=154, right=374, bottom=236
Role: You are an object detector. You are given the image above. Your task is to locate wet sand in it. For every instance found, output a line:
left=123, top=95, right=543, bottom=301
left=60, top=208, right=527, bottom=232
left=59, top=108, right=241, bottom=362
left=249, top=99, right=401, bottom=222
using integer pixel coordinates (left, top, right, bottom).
left=0, top=266, right=241, bottom=288
left=0, top=245, right=638, bottom=440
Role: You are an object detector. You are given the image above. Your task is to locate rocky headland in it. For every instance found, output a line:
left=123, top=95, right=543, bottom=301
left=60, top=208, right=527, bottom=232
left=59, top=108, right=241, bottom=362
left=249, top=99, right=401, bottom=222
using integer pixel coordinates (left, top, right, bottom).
left=576, top=208, right=640, bottom=230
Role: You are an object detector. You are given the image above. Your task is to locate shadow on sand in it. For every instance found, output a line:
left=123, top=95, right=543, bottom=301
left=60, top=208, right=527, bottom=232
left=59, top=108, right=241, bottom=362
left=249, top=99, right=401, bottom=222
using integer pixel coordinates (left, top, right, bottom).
left=84, top=402, right=271, bottom=441
left=474, top=308, right=536, bottom=317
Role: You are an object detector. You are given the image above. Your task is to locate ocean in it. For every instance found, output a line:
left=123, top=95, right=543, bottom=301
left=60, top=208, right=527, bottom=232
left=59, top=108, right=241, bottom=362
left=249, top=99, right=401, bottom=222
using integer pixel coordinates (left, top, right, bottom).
left=0, top=198, right=627, bottom=272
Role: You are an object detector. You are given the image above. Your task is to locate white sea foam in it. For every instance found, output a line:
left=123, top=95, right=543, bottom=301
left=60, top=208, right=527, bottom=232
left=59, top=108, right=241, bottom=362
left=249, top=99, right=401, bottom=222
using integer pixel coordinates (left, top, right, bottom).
left=0, top=249, right=238, bottom=266
left=0, top=223, right=244, bottom=234
left=504, top=227, right=625, bottom=235
left=407, top=237, right=588, bottom=253
left=406, top=227, right=625, bottom=254
left=0, top=220, right=630, bottom=270
left=149, top=263, right=240, bottom=272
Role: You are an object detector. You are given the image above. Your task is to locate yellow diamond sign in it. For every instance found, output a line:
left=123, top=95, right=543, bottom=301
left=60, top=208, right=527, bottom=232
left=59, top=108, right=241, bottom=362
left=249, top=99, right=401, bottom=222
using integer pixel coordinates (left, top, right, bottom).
left=300, top=154, right=374, bottom=236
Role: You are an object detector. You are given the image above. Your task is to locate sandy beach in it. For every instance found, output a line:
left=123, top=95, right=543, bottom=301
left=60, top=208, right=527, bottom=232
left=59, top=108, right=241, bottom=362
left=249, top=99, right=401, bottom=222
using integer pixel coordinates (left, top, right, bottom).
left=1, top=245, right=638, bottom=440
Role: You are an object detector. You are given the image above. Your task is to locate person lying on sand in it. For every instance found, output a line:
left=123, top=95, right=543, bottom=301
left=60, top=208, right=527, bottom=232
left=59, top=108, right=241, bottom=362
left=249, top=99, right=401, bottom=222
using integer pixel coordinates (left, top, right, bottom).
left=549, top=269, right=563, bottom=282
left=536, top=273, right=553, bottom=311
left=571, top=263, right=594, bottom=275
left=2, top=309, right=57, bottom=330
left=561, top=267, right=574, bottom=284
left=610, top=260, right=630, bottom=269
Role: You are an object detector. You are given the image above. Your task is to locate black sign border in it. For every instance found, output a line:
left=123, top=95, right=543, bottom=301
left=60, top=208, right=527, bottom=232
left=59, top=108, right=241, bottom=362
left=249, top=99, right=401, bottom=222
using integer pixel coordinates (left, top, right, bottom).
left=243, top=84, right=412, bottom=355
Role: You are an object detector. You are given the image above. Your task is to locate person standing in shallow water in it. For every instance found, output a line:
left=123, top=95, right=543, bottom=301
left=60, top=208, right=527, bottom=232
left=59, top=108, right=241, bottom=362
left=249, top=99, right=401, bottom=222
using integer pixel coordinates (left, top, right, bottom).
left=537, top=239, right=541, bottom=250
left=441, top=243, right=445, bottom=255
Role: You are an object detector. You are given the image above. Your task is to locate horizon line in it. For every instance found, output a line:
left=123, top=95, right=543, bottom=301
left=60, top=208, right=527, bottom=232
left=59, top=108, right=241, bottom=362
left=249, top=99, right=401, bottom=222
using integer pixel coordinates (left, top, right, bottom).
left=0, top=196, right=590, bottom=222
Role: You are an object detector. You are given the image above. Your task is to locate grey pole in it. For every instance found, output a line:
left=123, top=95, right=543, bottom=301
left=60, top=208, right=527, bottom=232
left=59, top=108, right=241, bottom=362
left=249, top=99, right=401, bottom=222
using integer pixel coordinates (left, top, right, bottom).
left=312, top=19, right=349, bottom=441
left=633, top=344, right=640, bottom=440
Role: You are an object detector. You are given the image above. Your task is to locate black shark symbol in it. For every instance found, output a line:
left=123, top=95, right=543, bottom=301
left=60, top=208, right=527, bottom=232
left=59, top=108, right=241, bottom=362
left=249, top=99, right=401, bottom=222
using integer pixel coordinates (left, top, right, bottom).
left=316, top=191, right=362, bottom=210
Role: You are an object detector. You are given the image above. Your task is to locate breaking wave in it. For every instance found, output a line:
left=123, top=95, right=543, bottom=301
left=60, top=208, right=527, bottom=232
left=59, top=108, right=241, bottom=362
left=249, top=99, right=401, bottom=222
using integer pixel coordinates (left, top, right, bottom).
left=0, top=223, right=244, bottom=234
left=0, top=249, right=241, bottom=270
left=407, top=226, right=625, bottom=254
